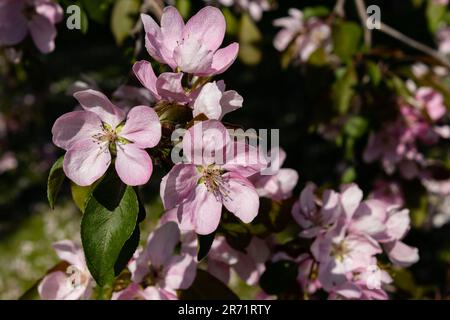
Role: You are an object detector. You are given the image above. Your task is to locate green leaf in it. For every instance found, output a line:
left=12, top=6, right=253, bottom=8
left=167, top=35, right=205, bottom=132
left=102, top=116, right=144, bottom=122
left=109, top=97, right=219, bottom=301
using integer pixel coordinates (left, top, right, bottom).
left=110, top=0, right=140, bottom=45
left=197, top=232, right=216, bottom=261
left=223, top=7, right=238, bottom=36
left=71, top=182, right=95, bottom=213
left=238, top=13, right=262, bottom=65
left=81, top=172, right=139, bottom=287
left=341, top=167, right=357, bottom=183
left=426, top=0, right=446, bottom=33
left=366, top=61, right=382, bottom=86
left=303, top=6, right=330, bottom=19
left=176, top=0, right=191, bottom=19
left=47, top=156, right=65, bottom=209
left=332, top=21, right=362, bottom=61
left=179, top=269, right=240, bottom=300
left=332, top=65, right=358, bottom=114
left=81, top=0, right=113, bottom=24
left=344, top=116, right=368, bottom=138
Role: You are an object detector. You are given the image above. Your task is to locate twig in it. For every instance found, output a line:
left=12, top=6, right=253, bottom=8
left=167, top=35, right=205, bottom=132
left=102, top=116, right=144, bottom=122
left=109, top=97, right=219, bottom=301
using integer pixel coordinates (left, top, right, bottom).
left=353, top=0, right=450, bottom=69
left=333, top=0, right=346, bottom=18
left=355, top=0, right=371, bottom=48
left=379, top=22, right=450, bottom=69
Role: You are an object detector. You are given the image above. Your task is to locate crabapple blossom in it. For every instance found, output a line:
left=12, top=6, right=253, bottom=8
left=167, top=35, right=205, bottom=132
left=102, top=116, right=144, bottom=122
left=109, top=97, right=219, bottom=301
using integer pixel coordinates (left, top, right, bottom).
left=250, top=147, right=299, bottom=201
left=0, top=0, right=63, bottom=53
left=207, top=236, right=270, bottom=285
left=0, top=151, right=17, bottom=174
left=273, top=8, right=332, bottom=63
left=290, top=183, right=418, bottom=299
left=349, top=200, right=419, bottom=267
left=38, top=240, right=93, bottom=300
left=141, top=6, right=239, bottom=75
left=160, top=120, right=266, bottom=234
left=437, top=27, right=450, bottom=55
left=207, top=0, right=271, bottom=21
left=113, top=222, right=197, bottom=300
left=291, top=182, right=342, bottom=238
left=52, top=89, right=161, bottom=186
left=369, top=179, right=405, bottom=207
left=364, top=86, right=448, bottom=178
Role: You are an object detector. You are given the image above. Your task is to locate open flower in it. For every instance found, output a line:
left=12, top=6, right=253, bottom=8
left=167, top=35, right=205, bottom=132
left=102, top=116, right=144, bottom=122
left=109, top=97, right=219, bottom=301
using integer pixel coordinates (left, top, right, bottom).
left=273, top=8, right=332, bottom=63
left=113, top=222, right=197, bottom=300
left=52, top=89, right=161, bottom=186
left=0, top=0, right=63, bottom=53
left=38, top=240, right=93, bottom=300
left=160, top=120, right=265, bottom=234
left=141, top=6, right=239, bottom=75
left=291, top=183, right=342, bottom=238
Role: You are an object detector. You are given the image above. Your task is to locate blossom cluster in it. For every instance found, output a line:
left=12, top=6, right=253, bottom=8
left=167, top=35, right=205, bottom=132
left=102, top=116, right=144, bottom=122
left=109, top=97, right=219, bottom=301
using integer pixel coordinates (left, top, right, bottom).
left=36, top=4, right=424, bottom=301
left=286, top=183, right=419, bottom=299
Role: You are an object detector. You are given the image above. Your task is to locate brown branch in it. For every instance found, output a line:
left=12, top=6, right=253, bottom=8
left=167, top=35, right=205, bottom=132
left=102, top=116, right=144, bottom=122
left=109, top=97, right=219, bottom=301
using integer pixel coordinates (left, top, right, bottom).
left=355, top=0, right=372, bottom=48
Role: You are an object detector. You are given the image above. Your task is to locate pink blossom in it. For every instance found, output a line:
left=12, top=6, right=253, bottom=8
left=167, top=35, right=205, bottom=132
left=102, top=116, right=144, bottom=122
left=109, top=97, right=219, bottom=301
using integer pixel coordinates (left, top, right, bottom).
left=363, top=121, right=421, bottom=178
left=349, top=200, right=419, bottom=267
left=114, top=222, right=197, bottom=300
left=207, top=236, right=270, bottom=285
left=0, top=0, right=63, bottom=53
left=141, top=6, right=239, bottom=75
left=273, top=9, right=332, bottom=63
left=192, top=81, right=243, bottom=120
left=52, top=89, right=161, bottom=186
left=133, top=60, right=191, bottom=104
left=437, top=26, right=450, bottom=55
left=369, top=179, right=405, bottom=207
left=291, top=183, right=342, bottom=238
left=311, top=223, right=382, bottom=291
left=0, top=151, right=18, bottom=174
left=211, top=0, right=271, bottom=21
left=250, top=147, right=299, bottom=201
left=160, top=120, right=265, bottom=234
left=38, top=240, right=93, bottom=300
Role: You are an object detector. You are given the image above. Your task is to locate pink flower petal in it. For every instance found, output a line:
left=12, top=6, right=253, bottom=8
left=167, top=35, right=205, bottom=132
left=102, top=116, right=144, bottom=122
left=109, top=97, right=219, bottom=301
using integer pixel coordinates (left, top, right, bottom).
left=183, top=6, right=226, bottom=52
left=38, top=271, right=74, bottom=300
left=52, top=240, right=85, bottom=270
left=147, top=222, right=180, bottom=268
left=73, top=90, right=125, bottom=127
left=173, top=37, right=214, bottom=74
left=115, top=143, right=153, bottom=186
left=0, top=0, right=28, bottom=46
left=207, top=43, right=239, bottom=75
left=182, top=120, right=231, bottom=166
left=222, top=172, right=259, bottom=224
left=52, top=111, right=103, bottom=150
left=384, top=241, right=419, bottom=267
left=178, top=184, right=222, bottom=235
left=133, top=60, right=160, bottom=99
left=29, top=14, right=57, bottom=53
left=160, top=6, right=184, bottom=53
left=164, top=254, right=197, bottom=290
left=63, top=139, right=111, bottom=186
left=141, top=13, right=173, bottom=67
left=160, top=164, right=200, bottom=209
left=120, top=106, right=161, bottom=148
left=35, top=0, right=64, bottom=24
left=192, top=82, right=223, bottom=120
left=156, top=72, right=190, bottom=103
